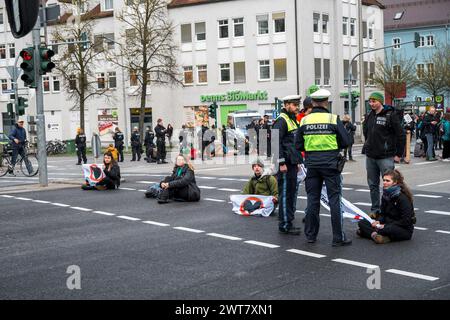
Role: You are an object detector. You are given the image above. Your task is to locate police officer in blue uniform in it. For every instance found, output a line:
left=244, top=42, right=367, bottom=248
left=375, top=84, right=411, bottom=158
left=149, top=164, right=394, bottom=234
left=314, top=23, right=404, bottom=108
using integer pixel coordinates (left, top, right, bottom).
left=295, top=89, right=352, bottom=246
left=273, top=95, right=303, bottom=235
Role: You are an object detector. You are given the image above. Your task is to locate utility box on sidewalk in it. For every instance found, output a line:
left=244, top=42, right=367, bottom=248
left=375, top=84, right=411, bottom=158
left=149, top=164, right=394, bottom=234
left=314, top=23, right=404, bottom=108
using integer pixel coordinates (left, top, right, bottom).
left=65, top=139, right=75, bottom=153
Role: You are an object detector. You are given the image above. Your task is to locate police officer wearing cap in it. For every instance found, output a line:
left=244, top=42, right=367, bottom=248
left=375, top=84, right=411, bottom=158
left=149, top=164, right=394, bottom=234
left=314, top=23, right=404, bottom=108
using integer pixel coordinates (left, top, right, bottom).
left=295, top=89, right=352, bottom=246
left=273, top=95, right=303, bottom=235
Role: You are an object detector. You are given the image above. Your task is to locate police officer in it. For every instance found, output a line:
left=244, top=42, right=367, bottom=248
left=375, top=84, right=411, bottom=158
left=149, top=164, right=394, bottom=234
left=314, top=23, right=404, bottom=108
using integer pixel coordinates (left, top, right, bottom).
left=155, top=119, right=168, bottom=164
left=295, top=89, right=352, bottom=246
left=144, top=126, right=156, bottom=163
left=131, top=127, right=141, bottom=161
left=113, top=127, right=125, bottom=162
left=273, top=95, right=303, bottom=235
left=75, top=128, right=87, bottom=165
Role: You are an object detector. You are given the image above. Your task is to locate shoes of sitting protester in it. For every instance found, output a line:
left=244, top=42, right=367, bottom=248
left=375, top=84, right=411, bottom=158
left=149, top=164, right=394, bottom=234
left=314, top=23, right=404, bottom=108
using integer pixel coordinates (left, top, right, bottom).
left=279, top=227, right=301, bottom=235
left=157, top=198, right=169, bottom=204
left=332, top=239, right=352, bottom=247
left=371, top=232, right=391, bottom=244
left=95, top=185, right=108, bottom=191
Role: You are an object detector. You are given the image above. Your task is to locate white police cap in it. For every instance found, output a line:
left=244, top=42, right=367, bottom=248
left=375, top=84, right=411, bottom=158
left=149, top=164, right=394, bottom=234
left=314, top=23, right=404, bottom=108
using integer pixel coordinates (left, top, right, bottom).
left=282, top=95, right=302, bottom=103
left=310, top=89, right=331, bottom=101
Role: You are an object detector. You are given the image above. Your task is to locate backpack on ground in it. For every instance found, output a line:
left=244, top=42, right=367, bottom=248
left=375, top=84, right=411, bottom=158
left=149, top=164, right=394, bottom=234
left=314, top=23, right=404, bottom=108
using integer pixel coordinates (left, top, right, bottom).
left=413, top=139, right=425, bottom=157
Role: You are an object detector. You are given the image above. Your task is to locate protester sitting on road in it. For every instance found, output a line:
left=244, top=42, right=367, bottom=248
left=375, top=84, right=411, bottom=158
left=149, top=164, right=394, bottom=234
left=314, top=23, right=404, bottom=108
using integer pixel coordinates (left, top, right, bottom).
left=106, top=144, right=119, bottom=161
left=82, top=152, right=121, bottom=191
left=156, top=155, right=201, bottom=204
left=242, top=159, right=278, bottom=202
left=357, top=169, right=415, bottom=244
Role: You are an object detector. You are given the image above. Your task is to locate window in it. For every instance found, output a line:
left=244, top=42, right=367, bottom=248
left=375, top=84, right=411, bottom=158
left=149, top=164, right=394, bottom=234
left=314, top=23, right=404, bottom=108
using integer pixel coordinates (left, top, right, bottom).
left=362, top=21, right=367, bottom=39
left=181, top=24, right=192, bottom=43
left=343, top=59, right=349, bottom=84
left=314, top=58, right=321, bottom=85
left=97, top=73, right=106, bottom=89
left=369, top=62, right=375, bottom=85
left=51, top=40, right=59, bottom=55
left=274, top=59, right=287, bottom=81
left=218, top=20, right=229, bottom=39
left=257, top=15, right=269, bottom=35
left=195, top=22, right=206, bottom=41
left=197, top=65, right=207, bottom=84
left=8, top=43, right=15, bottom=58
left=53, top=76, right=60, bottom=92
left=183, top=66, right=193, bottom=85
left=323, top=59, right=330, bottom=85
left=94, top=35, right=104, bottom=52
left=313, top=13, right=320, bottom=33
left=0, top=45, right=6, bottom=59
left=233, top=62, right=246, bottom=83
left=67, top=38, right=75, bottom=53
left=219, top=63, right=231, bottom=83
left=419, top=36, right=425, bottom=47
left=104, top=33, right=115, bottom=50
left=233, top=18, right=244, bottom=37
left=0, top=12, right=3, bottom=25
left=393, top=11, right=404, bottom=20
left=108, top=72, right=117, bottom=88
left=322, top=14, right=329, bottom=34
left=393, top=65, right=401, bottom=80
left=130, top=70, right=138, bottom=86
left=417, top=64, right=425, bottom=79
left=104, top=0, right=114, bottom=10
left=69, top=75, right=77, bottom=91
left=368, top=23, right=373, bottom=39
left=273, top=12, right=285, bottom=33
left=393, top=38, right=401, bottom=49
left=43, top=76, right=50, bottom=92
left=427, top=63, right=434, bottom=76
left=427, top=35, right=434, bottom=46
left=351, top=60, right=357, bottom=84
left=258, top=60, right=270, bottom=80
left=342, top=17, right=348, bottom=35
left=350, top=18, right=356, bottom=37
left=1, top=79, right=7, bottom=92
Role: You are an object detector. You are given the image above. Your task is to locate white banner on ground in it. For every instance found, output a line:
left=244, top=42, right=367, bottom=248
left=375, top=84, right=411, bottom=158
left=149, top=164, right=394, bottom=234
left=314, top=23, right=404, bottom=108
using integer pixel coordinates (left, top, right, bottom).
left=82, top=164, right=105, bottom=186
left=230, top=194, right=275, bottom=217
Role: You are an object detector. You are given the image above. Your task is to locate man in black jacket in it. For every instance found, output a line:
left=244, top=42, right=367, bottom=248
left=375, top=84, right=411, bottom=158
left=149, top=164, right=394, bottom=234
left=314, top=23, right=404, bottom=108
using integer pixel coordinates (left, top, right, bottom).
left=422, top=106, right=438, bottom=161
left=363, top=92, right=405, bottom=216
left=155, top=119, right=168, bottom=164
left=113, top=127, right=124, bottom=162
left=144, top=126, right=156, bottom=163
left=130, top=127, right=141, bottom=161
left=75, top=128, right=87, bottom=165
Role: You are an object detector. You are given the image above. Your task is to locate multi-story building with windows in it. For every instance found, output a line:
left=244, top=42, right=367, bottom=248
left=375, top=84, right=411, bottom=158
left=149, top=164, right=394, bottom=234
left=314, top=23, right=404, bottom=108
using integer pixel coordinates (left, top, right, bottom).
left=0, top=0, right=385, bottom=143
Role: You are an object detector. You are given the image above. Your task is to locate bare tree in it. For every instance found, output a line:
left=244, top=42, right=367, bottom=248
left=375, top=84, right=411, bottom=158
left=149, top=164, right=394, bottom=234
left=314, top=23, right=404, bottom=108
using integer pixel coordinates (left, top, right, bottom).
left=51, top=0, right=111, bottom=131
left=373, top=50, right=418, bottom=106
left=416, top=43, right=450, bottom=103
left=110, top=0, right=181, bottom=139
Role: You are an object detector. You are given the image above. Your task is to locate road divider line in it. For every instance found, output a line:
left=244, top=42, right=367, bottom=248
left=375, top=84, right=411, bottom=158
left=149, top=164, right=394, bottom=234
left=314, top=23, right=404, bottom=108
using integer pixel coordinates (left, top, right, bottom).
left=286, top=249, right=326, bottom=258
left=342, top=187, right=354, bottom=191
left=93, top=211, right=116, bottom=216
left=417, top=179, right=450, bottom=187
left=207, top=233, right=243, bottom=241
left=435, top=230, right=450, bottom=235
left=414, top=227, right=428, bottom=231
left=426, top=210, right=450, bottom=216
left=32, top=200, right=51, bottom=204
left=355, top=189, right=370, bottom=193
left=120, top=187, right=137, bottom=191
left=354, top=202, right=371, bottom=207
left=136, top=181, right=157, bottom=184
left=415, top=194, right=442, bottom=199
left=117, top=216, right=141, bottom=221
left=204, top=198, right=226, bottom=202
left=332, top=258, right=379, bottom=269
left=297, top=196, right=307, bottom=200
left=320, top=213, right=332, bottom=217
left=244, top=240, right=280, bottom=249
left=138, top=190, right=147, bottom=192
left=15, top=197, right=32, bottom=201
left=142, top=221, right=170, bottom=227
left=51, top=203, right=71, bottom=207
left=296, top=210, right=305, bottom=213
left=385, top=269, right=439, bottom=281
left=70, top=207, right=92, bottom=212
left=173, top=227, right=204, bottom=233
left=218, top=188, right=240, bottom=192
left=199, top=186, right=217, bottom=189
left=0, top=195, right=15, bottom=198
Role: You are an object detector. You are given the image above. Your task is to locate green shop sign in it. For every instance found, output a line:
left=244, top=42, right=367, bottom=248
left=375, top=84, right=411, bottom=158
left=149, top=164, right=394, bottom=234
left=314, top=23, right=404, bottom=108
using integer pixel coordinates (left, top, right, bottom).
left=200, top=90, right=269, bottom=103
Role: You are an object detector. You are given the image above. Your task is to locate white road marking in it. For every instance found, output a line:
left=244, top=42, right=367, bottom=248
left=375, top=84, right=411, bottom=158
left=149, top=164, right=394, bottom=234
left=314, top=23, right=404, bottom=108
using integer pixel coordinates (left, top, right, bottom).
left=0, top=195, right=15, bottom=198
left=413, top=161, right=437, bottom=166
left=286, top=249, right=326, bottom=258
left=196, top=167, right=229, bottom=172
left=207, top=233, right=242, bottom=241
left=354, top=202, right=371, bottom=207
left=15, top=197, right=32, bottom=201
left=138, top=190, right=147, bottom=192
left=51, top=203, right=71, bottom=207
left=199, top=186, right=217, bottom=189
left=435, top=230, right=450, bottom=235
left=117, top=215, right=141, bottom=221
left=219, top=178, right=238, bottom=181
left=93, top=211, right=116, bottom=216
left=415, top=194, right=442, bottom=198
left=70, top=207, right=92, bottom=212
left=244, top=240, right=280, bottom=249
left=173, top=227, right=204, bottom=233
left=320, top=214, right=332, bottom=217
left=32, top=200, right=51, bottom=204
left=297, top=196, right=307, bottom=200
left=341, top=172, right=353, bottom=175
left=426, top=210, right=450, bottom=216
left=417, top=179, right=450, bottom=187
left=204, top=198, right=226, bottom=202
left=385, top=269, right=439, bottom=281
left=136, top=181, right=157, bottom=184
left=198, top=176, right=216, bottom=180
left=332, top=259, right=379, bottom=269
left=355, top=189, right=370, bottom=193
left=342, top=187, right=354, bottom=191
left=414, top=227, right=428, bottom=231
left=296, top=210, right=305, bottom=213
left=218, top=188, right=240, bottom=192
left=120, top=187, right=137, bottom=191
left=142, top=221, right=170, bottom=227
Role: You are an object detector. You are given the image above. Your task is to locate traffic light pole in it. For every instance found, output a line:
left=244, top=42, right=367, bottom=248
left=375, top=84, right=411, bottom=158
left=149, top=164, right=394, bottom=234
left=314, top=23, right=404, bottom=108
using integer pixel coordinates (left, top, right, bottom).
left=32, top=16, right=48, bottom=187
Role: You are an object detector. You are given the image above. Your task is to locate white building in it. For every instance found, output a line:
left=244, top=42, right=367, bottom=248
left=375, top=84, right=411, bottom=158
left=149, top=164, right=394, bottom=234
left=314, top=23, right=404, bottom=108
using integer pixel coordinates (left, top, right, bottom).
left=0, top=0, right=385, bottom=144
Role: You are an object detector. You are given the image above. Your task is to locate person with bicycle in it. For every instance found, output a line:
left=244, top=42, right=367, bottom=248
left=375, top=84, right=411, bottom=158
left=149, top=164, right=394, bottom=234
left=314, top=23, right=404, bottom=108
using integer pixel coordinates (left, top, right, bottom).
left=8, top=118, right=27, bottom=175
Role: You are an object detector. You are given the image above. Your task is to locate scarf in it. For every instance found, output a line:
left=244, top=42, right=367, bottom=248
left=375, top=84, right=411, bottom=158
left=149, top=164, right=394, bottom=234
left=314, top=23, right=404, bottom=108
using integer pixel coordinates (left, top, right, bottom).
left=382, top=185, right=401, bottom=201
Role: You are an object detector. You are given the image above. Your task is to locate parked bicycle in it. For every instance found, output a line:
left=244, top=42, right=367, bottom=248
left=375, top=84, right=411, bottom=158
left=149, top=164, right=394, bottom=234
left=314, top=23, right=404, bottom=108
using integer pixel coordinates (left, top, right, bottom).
left=0, top=143, right=39, bottom=177
left=46, top=140, right=67, bottom=155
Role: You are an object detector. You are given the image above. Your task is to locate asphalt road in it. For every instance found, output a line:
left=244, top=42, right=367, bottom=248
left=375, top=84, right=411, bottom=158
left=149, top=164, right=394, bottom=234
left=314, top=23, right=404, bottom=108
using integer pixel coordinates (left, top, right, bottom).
left=1, top=154, right=450, bottom=299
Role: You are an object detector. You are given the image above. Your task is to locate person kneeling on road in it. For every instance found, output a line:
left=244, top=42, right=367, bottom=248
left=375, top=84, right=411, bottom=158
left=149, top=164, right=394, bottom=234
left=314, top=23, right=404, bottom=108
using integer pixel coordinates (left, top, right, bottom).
left=82, top=152, right=121, bottom=191
left=357, top=169, right=415, bottom=244
left=148, top=155, right=201, bottom=204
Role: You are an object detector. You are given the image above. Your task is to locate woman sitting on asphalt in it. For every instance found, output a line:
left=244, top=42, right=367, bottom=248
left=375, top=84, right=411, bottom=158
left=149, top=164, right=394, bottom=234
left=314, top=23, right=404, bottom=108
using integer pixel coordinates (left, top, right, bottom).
left=357, top=169, right=415, bottom=244
left=154, top=154, right=201, bottom=204
left=82, top=151, right=121, bottom=191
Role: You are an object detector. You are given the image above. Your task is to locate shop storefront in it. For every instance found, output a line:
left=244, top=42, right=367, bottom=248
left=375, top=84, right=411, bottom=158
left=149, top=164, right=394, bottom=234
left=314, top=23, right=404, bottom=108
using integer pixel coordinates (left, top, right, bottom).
left=130, top=107, right=152, bottom=131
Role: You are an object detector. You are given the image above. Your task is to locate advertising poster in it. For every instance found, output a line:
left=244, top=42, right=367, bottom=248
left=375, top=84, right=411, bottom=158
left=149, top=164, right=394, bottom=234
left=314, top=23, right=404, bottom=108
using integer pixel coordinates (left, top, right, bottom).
left=98, top=109, right=118, bottom=137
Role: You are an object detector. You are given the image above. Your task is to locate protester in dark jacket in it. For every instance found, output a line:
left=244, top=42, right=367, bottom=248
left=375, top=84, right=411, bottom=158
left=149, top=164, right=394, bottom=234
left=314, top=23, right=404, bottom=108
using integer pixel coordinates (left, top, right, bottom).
left=157, top=155, right=201, bottom=203
left=357, top=169, right=414, bottom=244
left=82, top=152, right=121, bottom=190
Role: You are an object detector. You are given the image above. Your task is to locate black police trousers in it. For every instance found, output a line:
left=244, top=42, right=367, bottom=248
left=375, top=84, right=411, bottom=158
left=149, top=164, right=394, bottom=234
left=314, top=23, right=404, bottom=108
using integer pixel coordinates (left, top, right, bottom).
left=277, top=163, right=298, bottom=231
left=77, top=146, right=87, bottom=164
left=132, top=145, right=141, bottom=161
left=304, top=168, right=346, bottom=243
left=116, top=145, right=124, bottom=162
left=157, top=139, right=166, bottom=161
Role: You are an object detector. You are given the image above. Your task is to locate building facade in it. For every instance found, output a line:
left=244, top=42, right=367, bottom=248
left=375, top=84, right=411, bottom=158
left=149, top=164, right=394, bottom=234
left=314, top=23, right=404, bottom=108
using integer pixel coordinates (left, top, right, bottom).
left=0, top=0, right=385, bottom=144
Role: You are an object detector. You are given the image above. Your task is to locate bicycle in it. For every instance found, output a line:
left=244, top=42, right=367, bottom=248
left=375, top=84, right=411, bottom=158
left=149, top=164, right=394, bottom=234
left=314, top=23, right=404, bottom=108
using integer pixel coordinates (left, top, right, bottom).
left=0, top=144, right=39, bottom=177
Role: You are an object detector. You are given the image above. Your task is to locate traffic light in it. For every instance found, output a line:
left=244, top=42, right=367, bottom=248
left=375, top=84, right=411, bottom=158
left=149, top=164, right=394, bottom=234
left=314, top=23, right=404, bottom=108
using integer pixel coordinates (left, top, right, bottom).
left=274, top=97, right=283, bottom=112
left=20, top=47, right=36, bottom=88
left=39, top=46, right=55, bottom=75
left=208, top=102, right=218, bottom=119
left=16, top=97, right=28, bottom=116
left=7, top=103, right=14, bottom=117
left=351, top=95, right=359, bottom=109
left=414, top=32, right=420, bottom=48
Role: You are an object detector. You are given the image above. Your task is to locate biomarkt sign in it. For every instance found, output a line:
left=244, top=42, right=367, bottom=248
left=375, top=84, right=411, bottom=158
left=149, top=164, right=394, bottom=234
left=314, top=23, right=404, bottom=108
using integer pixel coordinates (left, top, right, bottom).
left=200, top=90, right=269, bottom=103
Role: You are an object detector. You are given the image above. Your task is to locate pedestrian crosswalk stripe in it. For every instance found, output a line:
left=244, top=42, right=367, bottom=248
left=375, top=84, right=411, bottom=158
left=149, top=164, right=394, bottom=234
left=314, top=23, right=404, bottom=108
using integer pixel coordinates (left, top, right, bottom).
left=435, top=230, right=450, bottom=235
left=385, top=269, right=439, bottom=281
left=204, top=198, right=226, bottom=202
left=218, top=188, right=240, bottom=192
left=286, top=249, right=326, bottom=258
left=426, top=210, right=450, bottom=216
left=120, top=187, right=137, bottom=191
left=207, top=233, right=242, bottom=241
left=332, top=259, right=379, bottom=269
left=199, top=186, right=217, bottom=189
left=244, top=240, right=279, bottom=249
left=414, top=227, right=428, bottom=231
left=355, top=189, right=370, bottom=193
left=415, top=194, right=442, bottom=199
